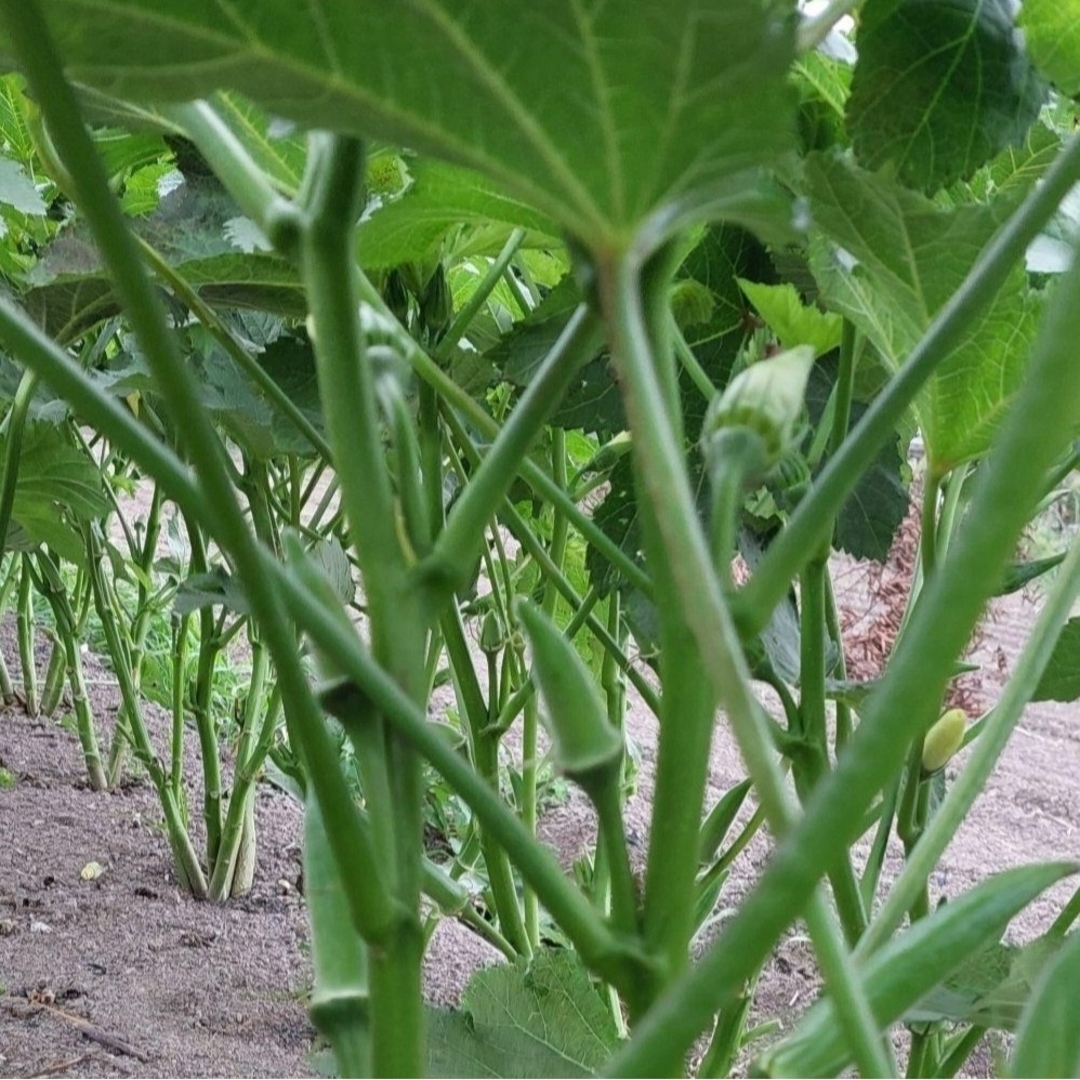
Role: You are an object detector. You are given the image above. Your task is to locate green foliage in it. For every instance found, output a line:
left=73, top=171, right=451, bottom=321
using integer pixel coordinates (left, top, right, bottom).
left=757, top=863, right=1077, bottom=1077
left=737, top=279, right=842, bottom=357
left=1033, top=616, right=1080, bottom=701
left=0, top=422, right=108, bottom=561
left=428, top=951, right=620, bottom=1078
left=1020, top=0, right=1080, bottom=97
left=358, top=158, right=558, bottom=271
left=1010, top=930, right=1080, bottom=1077
left=1, top=1, right=1080, bottom=1077
left=26, top=0, right=798, bottom=247
left=806, top=152, right=1041, bottom=475
left=848, top=0, right=1044, bottom=193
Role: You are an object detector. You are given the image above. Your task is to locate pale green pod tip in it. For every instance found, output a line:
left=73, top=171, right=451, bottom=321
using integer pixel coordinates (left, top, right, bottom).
left=515, top=599, right=623, bottom=784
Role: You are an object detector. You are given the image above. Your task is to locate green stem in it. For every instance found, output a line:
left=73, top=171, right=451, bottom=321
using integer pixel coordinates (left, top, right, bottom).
left=39, top=637, right=67, bottom=717
left=0, top=369, right=38, bottom=550
left=418, top=306, right=604, bottom=610
left=441, top=606, right=531, bottom=955
left=936, top=1025, right=986, bottom=1079
left=594, top=773, right=639, bottom=942
left=736, top=132, right=1080, bottom=638
left=434, top=229, right=525, bottom=359
left=920, top=471, right=942, bottom=581
left=301, top=132, right=427, bottom=1076
left=525, top=426, right=572, bottom=946
left=671, top=316, right=717, bottom=401
left=858, top=529, right=1080, bottom=957
left=599, top=247, right=885, bottom=1075
left=30, top=553, right=107, bottom=792
left=161, top=101, right=301, bottom=258
left=209, top=637, right=273, bottom=900
left=797, top=557, right=868, bottom=944
left=907, top=1030, right=930, bottom=1078
left=0, top=6, right=398, bottom=950
left=170, top=613, right=190, bottom=813
left=824, top=574, right=853, bottom=753
left=440, top=403, right=659, bottom=713
left=276, top=552, right=642, bottom=992
left=84, top=527, right=207, bottom=892
left=605, top=206, right=1080, bottom=1080
left=17, top=556, right=37, bottom=716
left=185, top=517, right=224, bottom=867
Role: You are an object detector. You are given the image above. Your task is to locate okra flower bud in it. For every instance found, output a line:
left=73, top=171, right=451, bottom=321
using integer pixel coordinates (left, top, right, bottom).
left=419, top=264, right=453, bottom=340
left=702, top=344, right=816, bottom=480
left=479, top=610, right=505, bottom=656
left=921, top=707, right=967, bottom=774
left=515, top=599, right=623, bottom=797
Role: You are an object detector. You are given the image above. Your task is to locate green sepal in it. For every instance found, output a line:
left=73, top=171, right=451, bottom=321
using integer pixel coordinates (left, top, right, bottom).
left=703, top=345, right=816, bottom=481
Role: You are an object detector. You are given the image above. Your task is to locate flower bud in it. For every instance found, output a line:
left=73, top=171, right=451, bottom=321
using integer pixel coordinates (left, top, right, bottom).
left=703, top=345, right=815, bottom=474
left=921, top=708, right=967, bottom=774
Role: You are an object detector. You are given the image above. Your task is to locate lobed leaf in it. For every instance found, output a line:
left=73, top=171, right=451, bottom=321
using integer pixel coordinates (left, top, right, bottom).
left=428, top=950, right=620, bottom=1078
left=847, top=0, right=1044, bottom=194
left=806, top=153, right=1041, bottom=474
left=23, top=0, right=797, bottom=249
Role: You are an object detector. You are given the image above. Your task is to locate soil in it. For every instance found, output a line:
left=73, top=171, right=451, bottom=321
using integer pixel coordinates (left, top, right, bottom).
left=2, top=521, right=1078, bottom=1078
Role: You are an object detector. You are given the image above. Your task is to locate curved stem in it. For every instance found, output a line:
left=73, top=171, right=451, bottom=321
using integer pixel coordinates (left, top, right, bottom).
left=0, top=4, right=398, bottom=948
left=737, top=132, right=1080, bottom=637
left=605, top=221, right=1080, bottom=1080
left=418, top=305, right=604, bottom=610
left=599, top=246, right=884, bottom=1074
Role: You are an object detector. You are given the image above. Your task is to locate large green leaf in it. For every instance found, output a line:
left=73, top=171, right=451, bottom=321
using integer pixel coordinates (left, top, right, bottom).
left=428, top=950, right=620, bottom=1078
left=22, top=173, right=305, bottom=339
left=756, top=862, right=1077, bottom=1078
left=0, top=156, right=46, bottom=215
left=1011, top=932, right=1080, bottom=1078
left=1020, top=0, right=1080, bottom=97
left=30, top=0, right=797, bottom=247
left=906, top=930, right=1069, bottom=1031
left=0, top=422, right=109, bottom=562
left=209, top=91, right=308, bottom=195
left=358, top=158, right=559, bottom=271
left=805, top=153, right=1041, bottom=475
left=847, top=0, right=1044, bottom=194
left=804, top=356, right=911, bottom=562
left=1033, top=616, right=1080, bottom=702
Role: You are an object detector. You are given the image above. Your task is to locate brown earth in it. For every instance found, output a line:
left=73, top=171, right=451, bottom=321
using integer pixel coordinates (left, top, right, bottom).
left=1, top=522, right=1078, bottom=1077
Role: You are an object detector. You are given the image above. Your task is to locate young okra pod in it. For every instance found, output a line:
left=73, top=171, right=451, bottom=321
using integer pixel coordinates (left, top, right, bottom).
left=515, top=599, right=623, bottom=798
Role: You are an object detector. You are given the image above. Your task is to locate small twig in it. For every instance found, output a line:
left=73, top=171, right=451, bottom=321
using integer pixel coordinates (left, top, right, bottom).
left=39, top=1003, right=151, bottom=1063
left=24, top=1052, right=90, bottom=1078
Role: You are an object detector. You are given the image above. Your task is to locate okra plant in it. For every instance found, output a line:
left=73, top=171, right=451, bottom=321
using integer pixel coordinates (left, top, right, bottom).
left=1, top=0, right=1080, bottom=1076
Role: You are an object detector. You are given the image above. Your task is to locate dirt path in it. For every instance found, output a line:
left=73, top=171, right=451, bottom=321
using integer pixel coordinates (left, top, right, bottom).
left=1, top=560, right=1077, bottom=1077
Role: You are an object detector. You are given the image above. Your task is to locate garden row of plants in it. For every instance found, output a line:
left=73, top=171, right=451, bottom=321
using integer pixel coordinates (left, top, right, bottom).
left=1, top=0, right=1080, bottom=1075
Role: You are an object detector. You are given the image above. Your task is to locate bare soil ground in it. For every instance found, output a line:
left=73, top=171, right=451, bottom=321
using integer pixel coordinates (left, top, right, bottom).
left=1, top=522, right=1078, bottom=1077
